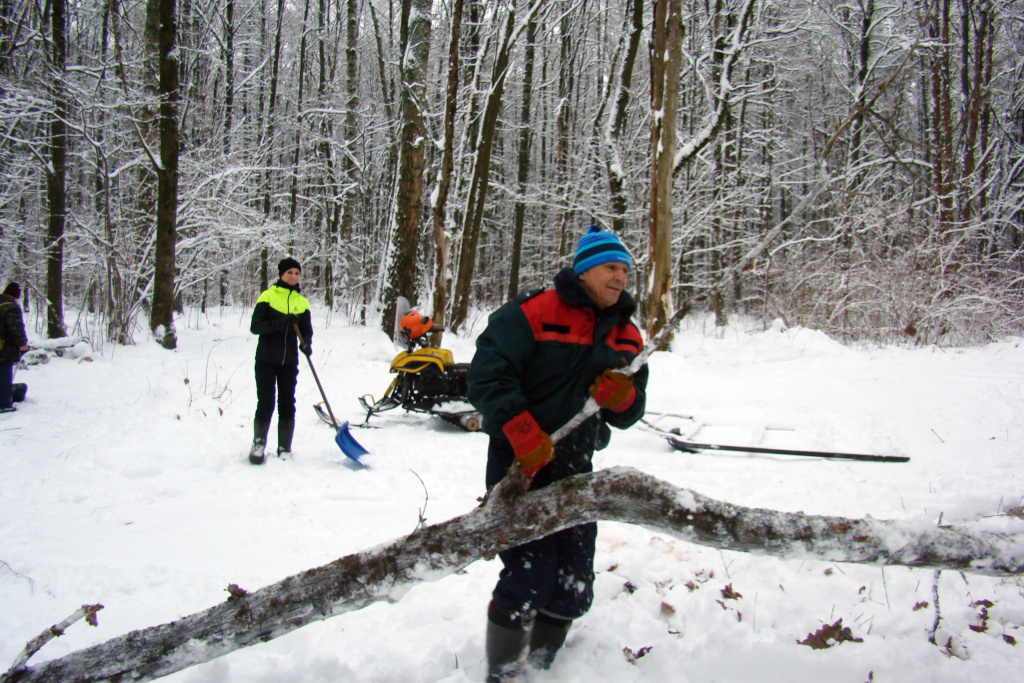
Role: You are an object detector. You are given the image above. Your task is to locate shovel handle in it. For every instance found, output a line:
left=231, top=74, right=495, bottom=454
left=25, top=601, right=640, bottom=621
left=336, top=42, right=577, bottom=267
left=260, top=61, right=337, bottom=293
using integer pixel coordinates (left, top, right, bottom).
left=294, top=324, right=340, bottom=429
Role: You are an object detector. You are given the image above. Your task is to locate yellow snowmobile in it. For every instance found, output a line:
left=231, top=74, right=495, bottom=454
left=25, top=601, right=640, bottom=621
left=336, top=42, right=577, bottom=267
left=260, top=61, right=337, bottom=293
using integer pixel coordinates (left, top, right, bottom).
left=352, top=309, right=481, bottom=431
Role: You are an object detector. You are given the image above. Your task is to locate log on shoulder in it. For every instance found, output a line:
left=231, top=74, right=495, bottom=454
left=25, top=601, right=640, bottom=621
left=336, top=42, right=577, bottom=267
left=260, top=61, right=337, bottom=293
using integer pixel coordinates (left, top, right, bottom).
left=5, top=466, right=1023, bottom=683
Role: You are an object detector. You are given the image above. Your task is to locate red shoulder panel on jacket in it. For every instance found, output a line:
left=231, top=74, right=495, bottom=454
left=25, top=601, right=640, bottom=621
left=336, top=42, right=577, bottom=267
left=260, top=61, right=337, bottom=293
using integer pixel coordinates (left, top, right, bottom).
left=604, top=322, right=643, bottom=353
left=519, top=290, right=594, bottom=345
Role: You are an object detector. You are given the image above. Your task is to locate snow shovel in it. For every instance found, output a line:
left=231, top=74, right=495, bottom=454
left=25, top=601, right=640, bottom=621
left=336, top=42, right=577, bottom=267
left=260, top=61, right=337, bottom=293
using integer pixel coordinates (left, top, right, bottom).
left=294, top=325, right=369, bottom=462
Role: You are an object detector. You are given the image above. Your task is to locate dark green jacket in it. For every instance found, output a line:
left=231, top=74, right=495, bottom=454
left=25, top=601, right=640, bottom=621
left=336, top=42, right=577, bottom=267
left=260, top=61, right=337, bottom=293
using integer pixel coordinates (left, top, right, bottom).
left=0, top=294, right=28, bottom=363
left=468, top=267, right=647, bottom=488
left=250, top=282, right=313, bottom=365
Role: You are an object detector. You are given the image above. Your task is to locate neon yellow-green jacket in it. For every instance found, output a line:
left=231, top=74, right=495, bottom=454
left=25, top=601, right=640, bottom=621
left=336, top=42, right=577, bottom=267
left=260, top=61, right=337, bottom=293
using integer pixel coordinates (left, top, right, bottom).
left=250, top=282, right=313, bottom=364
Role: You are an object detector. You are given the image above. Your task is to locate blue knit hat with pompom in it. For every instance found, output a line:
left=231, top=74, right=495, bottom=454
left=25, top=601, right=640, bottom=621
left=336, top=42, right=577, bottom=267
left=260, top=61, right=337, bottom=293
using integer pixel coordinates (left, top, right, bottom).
left=572, top=226, right=631, bottom=275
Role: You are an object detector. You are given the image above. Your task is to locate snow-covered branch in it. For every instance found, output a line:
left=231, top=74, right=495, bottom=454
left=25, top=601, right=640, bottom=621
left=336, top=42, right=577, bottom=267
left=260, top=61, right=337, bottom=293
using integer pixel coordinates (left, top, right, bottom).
left=6, top=466, right=1024, bottom=683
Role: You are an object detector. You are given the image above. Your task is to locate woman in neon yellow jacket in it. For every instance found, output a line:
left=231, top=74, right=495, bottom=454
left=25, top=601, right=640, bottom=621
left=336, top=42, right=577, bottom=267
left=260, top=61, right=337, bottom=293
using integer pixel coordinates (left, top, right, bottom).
left=248, top=257, right=313, bottom=464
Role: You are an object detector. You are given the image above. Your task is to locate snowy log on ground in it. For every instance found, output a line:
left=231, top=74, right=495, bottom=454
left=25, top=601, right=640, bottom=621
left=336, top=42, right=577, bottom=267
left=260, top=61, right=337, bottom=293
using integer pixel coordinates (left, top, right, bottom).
left=5, top=465, right=1024, bottom=683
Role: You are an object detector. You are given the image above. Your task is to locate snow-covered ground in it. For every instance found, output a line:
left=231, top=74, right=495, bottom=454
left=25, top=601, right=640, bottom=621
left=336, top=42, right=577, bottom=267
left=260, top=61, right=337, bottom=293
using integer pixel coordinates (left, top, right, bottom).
left=3, top=307, right=1024, bottom=682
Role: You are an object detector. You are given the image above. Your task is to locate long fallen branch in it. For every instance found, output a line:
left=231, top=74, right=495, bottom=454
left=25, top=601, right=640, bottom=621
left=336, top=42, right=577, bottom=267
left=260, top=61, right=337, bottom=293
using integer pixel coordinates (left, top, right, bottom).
left=5, top=466, right=1024, bottom=683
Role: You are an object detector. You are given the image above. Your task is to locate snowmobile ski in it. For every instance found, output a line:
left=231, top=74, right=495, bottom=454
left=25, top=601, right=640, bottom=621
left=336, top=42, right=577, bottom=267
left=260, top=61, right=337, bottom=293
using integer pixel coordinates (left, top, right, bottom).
left=656, top=427, right=909, bottom=463
left=316, top=400, right=481, bottom=433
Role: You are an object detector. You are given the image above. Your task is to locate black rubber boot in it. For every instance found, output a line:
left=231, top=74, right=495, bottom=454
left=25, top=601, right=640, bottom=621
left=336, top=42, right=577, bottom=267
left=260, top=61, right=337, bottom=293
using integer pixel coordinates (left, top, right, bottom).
left=277, top=419, right=295, bottom=457
left=527, top=613, right=572, bottom=670
left=249, top=419, right=270, bottom=465
left=486, top=618, right=530, bottom=683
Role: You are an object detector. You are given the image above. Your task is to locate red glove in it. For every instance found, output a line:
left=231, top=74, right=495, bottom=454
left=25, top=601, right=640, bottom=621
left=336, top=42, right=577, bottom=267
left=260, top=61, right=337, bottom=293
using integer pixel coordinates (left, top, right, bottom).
left=502, top=411, right=553, bottom=477
left=588, top=367, right=636, bottom=413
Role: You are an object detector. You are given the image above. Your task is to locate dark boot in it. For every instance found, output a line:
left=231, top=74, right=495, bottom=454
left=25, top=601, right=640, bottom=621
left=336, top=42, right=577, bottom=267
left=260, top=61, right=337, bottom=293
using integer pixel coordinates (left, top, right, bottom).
left=277, top=419, right=295, bottom=457
left=527, top=613, right=572, bottom=670
left=486, top=618, right=530, bottom=683
left=249, top=419, right=270, bottom=465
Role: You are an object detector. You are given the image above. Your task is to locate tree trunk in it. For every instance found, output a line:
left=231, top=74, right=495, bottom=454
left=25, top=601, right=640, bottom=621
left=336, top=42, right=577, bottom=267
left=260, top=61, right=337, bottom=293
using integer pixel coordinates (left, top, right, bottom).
left=507, top=13, right=535, bottom=300
left=261, top=0, right=286, bottom=222
left=222, top=0, right=234, bottom=156
left=379, top=0, right=433, bottom=336
left=45, top=0, right=68, bottom=339
left=287, top=0, right=312, bottom=227
left=604, top=0, right=643, bottom=236
left=930, top=0, right=954, bottom=230
left=449, top=1, right=534, bottom=332
left=338, top=0, right=360, bottom=282
left=6, top=466, right=1024, bottom=683
left=645, top=0, right=683, bottom=339
left=430, top=0, right=463, bottom=343
left=149, top=0, right=179, bottom=349
left=960, top=0, right=990, bottom=230
left=553, top=6, right=575, bottom=259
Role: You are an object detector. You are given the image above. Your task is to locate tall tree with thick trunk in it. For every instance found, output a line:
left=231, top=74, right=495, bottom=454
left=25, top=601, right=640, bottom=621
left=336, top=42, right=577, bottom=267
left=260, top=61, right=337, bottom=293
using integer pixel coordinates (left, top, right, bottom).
left=646, top=0, right=683, bottom=339
left=930, top=0, right=954, bottom=231
left=149, top=0, right=180, bottom=349
left=379, top=0, right=433, bottom=335
left=45, top=0, right=68, bottom=339
left=508, top=13, right=536, bottom=299
left=430, top=0, right=463, bottom=340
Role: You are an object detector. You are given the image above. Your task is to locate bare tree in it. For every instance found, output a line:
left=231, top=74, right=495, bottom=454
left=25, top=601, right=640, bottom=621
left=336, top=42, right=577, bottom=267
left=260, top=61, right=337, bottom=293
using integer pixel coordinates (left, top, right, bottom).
left=645, top=0, right=683, bottom=338
left=45, top=0, right=68, bottom=339
left=430, top=0, right=463, bottom=340
left=379, top=0, right=434, bottom=335
left=449, top=0, right=544, bottom=332
left=507, top=12, right=536, bottom=300
left=603, top=0, right=643, bottom=237
left=148, top=0, right=180, bottom=349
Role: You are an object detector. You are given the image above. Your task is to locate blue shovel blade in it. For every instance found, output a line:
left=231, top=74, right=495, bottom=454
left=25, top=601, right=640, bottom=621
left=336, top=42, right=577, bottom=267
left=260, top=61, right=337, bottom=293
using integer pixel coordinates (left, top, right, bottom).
left=336, top=421, right=369, bottom=462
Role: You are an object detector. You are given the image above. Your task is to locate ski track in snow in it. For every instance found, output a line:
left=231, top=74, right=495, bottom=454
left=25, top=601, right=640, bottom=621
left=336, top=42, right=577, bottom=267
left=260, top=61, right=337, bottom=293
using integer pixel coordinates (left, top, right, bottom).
left=2, top=309, right=1024, bottom=682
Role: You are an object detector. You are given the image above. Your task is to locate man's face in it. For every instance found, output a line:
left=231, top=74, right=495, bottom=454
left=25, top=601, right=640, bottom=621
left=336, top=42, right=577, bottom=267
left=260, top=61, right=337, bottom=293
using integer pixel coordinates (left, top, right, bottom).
left=578, top=261, right=629, bottom=309
left=281, top=268, right=301, bottom=287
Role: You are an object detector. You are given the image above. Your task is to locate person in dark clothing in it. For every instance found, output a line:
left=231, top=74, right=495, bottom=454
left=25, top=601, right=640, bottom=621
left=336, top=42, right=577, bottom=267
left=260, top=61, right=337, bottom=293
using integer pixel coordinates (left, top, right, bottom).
left=0, top=282, right=29, bottom=414
left=467, top=226, right=648, bottom=681
left=249, top=258, right=313, bottom=464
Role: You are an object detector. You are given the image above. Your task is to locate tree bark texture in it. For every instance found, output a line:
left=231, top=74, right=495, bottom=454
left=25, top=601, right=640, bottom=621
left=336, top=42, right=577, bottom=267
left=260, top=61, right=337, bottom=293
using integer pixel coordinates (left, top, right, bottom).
left=45, top=0, right=68, bottom=339
left=507, top=13, right=535, bottom=300
left=6, top=466, right=1024, bottom=683
left=449, top=1, right=521, bottom=332
left=430, top=0, right=462, bottom=342
left=930, top=0, right=954, bottom=229
left=605, top=0, right=643, bottom=236
left=380, top=0, right=433, bottom=335
left=645, top=0, right=683, bottom=339
left=149, top=0, right=179, bottom=349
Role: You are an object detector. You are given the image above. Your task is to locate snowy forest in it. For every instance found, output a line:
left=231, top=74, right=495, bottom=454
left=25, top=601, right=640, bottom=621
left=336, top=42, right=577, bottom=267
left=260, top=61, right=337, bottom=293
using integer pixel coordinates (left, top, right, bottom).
left=1, top=0, right=1022, bottom=348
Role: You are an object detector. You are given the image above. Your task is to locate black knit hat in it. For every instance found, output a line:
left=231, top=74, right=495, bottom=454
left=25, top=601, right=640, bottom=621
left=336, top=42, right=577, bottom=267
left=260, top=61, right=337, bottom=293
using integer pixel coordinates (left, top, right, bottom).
left=278, top=257, right=301, bottom=277
left=2, top=282, right=20, bottom=298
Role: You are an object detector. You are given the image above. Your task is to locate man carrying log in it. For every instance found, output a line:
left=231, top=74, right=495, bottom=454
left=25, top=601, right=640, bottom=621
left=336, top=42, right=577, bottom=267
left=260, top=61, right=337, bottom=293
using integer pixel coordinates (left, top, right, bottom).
left=468, top=225, right=649, bottom=681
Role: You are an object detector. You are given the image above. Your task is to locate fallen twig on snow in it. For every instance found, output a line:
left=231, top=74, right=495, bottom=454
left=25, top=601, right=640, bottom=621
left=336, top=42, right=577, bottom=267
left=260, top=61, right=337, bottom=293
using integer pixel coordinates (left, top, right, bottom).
left=7, top=605, right=103, bottom=674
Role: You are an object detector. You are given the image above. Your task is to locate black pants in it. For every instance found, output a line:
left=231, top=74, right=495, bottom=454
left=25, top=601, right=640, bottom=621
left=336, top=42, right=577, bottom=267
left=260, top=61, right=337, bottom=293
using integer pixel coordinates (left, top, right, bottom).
left=491, top=522, right=597, bottom=623
left=254, top=360, right=298, bottom=421
left=0, top=362, right=13, bottom=410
